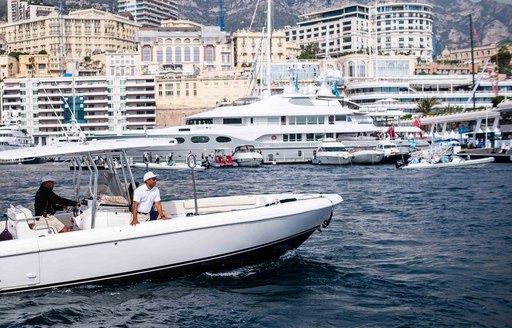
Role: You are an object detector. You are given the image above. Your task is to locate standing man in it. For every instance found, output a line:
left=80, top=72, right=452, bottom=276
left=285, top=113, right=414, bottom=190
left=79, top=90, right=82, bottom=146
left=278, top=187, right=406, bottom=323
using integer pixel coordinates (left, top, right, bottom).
left=131, top=171, right=167, bottom=226
left=35, top=175, right=80, bottom=233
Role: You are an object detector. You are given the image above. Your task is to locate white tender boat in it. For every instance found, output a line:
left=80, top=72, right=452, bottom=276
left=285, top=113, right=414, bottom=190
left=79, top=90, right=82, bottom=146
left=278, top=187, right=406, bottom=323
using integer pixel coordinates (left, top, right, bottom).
left=232, top=145, right=264, bottom=167
left=313, top=138, right=351, bottom=165
left=398, top=156, right=494, bottom=169
left=349, top=148, right=385, bottom=165
left=0, top=138, right=342, bottom=294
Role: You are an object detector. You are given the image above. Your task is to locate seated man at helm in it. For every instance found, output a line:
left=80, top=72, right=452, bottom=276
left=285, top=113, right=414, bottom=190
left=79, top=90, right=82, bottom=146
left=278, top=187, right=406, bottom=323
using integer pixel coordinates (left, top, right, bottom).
left=34, top=175, right=80, bottom=233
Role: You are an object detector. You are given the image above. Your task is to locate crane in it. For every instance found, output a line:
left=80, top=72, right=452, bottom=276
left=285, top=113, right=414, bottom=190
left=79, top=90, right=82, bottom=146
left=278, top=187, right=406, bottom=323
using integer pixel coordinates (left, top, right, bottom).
left=219, top=0, right=225, bottom=31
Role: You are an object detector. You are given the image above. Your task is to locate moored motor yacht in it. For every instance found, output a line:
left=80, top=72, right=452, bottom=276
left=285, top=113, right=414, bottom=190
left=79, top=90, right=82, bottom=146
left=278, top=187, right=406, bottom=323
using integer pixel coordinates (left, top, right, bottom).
left=91, top=93, right=388, bottom=164
left=349, top=147, right=385, bottom=165
left=232, top=145, right=264, bottom=167
left=0, top=138, right=342, bottom=294
left=312, top=138, right=351, bottom=165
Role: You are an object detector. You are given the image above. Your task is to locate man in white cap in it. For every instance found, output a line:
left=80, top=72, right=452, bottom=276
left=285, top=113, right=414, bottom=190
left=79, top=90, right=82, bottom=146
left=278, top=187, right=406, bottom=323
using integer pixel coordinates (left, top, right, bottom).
left=131, top=171, right=167, bottom=225
left=34, top=175, right=80, bottom=233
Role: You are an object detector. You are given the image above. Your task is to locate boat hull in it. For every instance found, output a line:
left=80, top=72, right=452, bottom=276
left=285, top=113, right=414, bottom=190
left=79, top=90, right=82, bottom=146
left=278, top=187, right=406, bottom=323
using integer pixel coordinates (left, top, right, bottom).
left=0, top=194, right=340, bottom=294
left=401, top=157, right=494, bottom=169
left=350, top=150, right=384, bottom=164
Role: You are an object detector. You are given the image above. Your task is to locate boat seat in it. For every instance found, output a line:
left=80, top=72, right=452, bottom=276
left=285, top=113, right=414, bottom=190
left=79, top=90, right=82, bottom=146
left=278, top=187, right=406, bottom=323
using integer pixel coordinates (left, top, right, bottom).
left=164, top=196, right=258, bottom=215
left=98, top=194, right=130, bottom=206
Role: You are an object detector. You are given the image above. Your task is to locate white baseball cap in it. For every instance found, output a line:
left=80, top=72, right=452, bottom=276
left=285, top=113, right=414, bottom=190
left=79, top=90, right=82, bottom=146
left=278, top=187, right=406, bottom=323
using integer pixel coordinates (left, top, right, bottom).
left=41, top=175, right=55, bottom=183
left=143, top=171, right=157, bottom=181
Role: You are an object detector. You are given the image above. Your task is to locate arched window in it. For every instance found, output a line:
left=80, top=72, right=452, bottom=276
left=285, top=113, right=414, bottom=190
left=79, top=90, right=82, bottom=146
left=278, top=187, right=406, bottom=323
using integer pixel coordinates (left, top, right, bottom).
left=205, top=46, right=214, bottom=63
left=175, top=47, right=182, bottom=63
left=142, top=47, right=151, bottom=61
left=358, top=61, right=365, bottom=77
left=348, top=61, right=355, bottom=77
left=193, top=47, right=200, bottom=64
left=175, top=38, right=182, bottom=44
left=184, top=38, right=191, bottom=44
left=156, top=47, right=163, bottom=63
left=184, top=47, right=191, bottom=62
left=166, top=47, right=172, bottom=63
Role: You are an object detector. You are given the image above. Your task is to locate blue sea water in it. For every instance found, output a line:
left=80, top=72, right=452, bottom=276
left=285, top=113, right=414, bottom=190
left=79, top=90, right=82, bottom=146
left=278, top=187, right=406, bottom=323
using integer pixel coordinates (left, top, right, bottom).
left=0, top=162, right=511, bottom=327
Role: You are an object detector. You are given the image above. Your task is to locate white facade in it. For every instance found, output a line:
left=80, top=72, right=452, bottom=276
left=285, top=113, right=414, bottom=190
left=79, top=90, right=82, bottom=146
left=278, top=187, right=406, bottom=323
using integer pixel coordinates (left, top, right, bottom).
left=286, top=2, right=433, bottom=63
left=105, top=52, right=143, bottom=77
left=1, top=76, right=157, bottom=145
left=118, top=0, right=178, bottom=28
left=137, top=20, right=234, bottom=74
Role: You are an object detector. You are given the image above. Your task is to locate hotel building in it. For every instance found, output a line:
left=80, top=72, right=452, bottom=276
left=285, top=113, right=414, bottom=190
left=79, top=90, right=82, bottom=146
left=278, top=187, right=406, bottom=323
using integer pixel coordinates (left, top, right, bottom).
left=285, top=2, right=434, bottom=63
left=0, top=9, right=141, bottom=73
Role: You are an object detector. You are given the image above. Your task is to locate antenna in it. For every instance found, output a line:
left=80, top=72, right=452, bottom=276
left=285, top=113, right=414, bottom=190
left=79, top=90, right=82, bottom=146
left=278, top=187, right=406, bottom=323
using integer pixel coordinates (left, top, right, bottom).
left=218, top=0, right=225, bottom=31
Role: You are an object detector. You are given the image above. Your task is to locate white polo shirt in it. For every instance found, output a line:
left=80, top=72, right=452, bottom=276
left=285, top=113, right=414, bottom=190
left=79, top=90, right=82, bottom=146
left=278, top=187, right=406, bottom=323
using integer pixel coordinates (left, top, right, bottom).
left=133, top=185, right=161, bottom=213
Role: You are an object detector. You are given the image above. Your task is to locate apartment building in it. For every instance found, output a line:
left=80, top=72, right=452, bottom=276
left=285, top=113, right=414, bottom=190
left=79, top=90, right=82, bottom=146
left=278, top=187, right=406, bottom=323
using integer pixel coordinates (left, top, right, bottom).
left=286, top=2, right=433, bottom=63
left=1, top=75, right=157, bottom=145
left=7, top=0, right=55, bottom=23
left=0, top=9, right=141, bottom=73
left=232, top=29, right=300, bottom=67
left=137, top=20, right=234, bottom=74
left=118, top=0, right=178, bottom=28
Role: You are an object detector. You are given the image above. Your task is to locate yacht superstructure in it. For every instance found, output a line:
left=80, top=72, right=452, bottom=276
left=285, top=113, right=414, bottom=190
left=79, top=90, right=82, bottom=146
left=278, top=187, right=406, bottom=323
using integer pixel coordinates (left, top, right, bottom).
left=93, top=94, right=387, bottom=163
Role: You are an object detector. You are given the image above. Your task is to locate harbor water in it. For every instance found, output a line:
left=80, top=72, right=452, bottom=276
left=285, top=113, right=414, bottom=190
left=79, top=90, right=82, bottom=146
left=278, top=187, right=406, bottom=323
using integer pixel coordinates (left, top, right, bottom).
left=0, top=162, right=511, bottom=327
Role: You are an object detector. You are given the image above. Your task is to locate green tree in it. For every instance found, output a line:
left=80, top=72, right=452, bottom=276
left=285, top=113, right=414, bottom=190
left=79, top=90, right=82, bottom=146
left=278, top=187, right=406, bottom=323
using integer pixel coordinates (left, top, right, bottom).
left=416, top=98, right=440, bottom=116
left=38, top=49, right=48, bottom=55
left=297, top=43, right=320, bottom=60
left=492, top=46, right=511, bottom=75
left=492, top=95, right=505, bottom=107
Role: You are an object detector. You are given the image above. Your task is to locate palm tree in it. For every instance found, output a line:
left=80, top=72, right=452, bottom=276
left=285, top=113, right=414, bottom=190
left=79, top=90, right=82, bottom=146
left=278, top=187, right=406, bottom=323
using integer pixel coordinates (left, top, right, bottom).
left=416, top=98, right=440, bottom=116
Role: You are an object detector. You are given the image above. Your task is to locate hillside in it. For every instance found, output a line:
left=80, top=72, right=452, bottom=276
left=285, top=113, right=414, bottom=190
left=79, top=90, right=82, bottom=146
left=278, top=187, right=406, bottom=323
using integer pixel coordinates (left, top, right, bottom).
left=0, top=0, right=510, bottom=50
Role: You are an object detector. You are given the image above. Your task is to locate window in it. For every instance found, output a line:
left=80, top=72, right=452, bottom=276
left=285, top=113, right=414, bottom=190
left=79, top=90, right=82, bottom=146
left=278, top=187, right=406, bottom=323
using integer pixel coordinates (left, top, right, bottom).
left=205, top=46, right=214, bottom=62
left=174, top=137, right=185, bottom=144
left=223, top=118, right=242, bottom=124
left=216, top=136, right=232, bottom=143
left=184, top=47, right=191, bottom=62
left=175, top=47, right=182, bottom=63
left=191, top=136, right=210, bottom=143
left=193, top=47, right=200, bottom=64
left=166, top=47, right=172, bottom=63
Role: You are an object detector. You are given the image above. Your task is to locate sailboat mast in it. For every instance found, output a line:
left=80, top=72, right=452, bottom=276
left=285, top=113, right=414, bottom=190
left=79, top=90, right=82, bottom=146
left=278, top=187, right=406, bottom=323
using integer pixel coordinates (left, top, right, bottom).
left=266, top=0, right=272, bottom=96
left=469, top=14, right=476, bottom=110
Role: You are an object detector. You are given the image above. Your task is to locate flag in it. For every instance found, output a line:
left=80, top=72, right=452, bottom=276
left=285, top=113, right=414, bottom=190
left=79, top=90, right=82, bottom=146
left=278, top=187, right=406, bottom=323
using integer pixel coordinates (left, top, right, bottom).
left=387, top=124, right=395, bottom=139
left=413, top=118, right=422, bottom=138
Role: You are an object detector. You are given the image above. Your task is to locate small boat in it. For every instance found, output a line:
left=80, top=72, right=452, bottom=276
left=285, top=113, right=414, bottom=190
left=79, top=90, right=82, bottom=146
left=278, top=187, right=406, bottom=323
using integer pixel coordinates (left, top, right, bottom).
left=0, top=138, right=342, bottom=294
left=232, top=145, right=264, bottom=167
left=132, top=162, right=207, bottom=171
left=377, top=139, right=403, bottom=164
left=209, top=148, right=239, bottom=168
left=397, top=156, right=495, bottom=169
left=349, top=148, right=385, bottom=165
left=312, top=138, right=351, bottom=165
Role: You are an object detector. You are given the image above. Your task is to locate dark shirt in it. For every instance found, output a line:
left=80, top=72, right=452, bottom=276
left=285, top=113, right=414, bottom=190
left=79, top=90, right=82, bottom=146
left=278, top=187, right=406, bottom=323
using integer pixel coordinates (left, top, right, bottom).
left=34, top=184, right=76, bottom=216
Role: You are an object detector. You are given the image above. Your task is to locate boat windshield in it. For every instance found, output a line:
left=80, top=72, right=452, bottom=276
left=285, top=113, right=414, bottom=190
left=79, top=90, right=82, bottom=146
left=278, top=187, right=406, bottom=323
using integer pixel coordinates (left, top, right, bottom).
left=319, top=147, right=347, bottom=152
